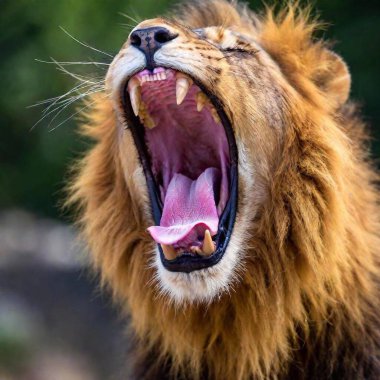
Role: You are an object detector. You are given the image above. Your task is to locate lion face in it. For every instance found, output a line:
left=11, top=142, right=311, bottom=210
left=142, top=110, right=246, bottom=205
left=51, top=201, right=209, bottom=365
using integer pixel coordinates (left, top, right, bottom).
left=94, top=0, right=355, bottom=308
left=105, top=14, right=289, bottom=303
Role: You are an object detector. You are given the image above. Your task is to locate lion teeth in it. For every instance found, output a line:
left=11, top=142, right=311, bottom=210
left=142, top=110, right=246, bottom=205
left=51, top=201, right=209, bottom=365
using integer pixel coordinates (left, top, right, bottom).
left=196, top=92, right=208, bottom=112
left=161, top=244, right=177, bottom=260
left=144, top=115, right=156, bottom=129
left=211, top=107, right=221, bottom=124
left=127, top=77, right=141, bottom=117
left=140, top=71, right=167, bottom=84
left=138, top=101, right=156, bottom=129
left=200, top=230, right=215, bottom=256
left=190, top=246, right=201, bottom=254
left=176, top=74, right=193, bottom=105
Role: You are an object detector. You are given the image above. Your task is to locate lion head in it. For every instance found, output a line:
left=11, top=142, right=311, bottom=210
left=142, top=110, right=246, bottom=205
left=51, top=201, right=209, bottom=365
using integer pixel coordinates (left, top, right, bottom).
left=69, top=1, right=379, bottom=378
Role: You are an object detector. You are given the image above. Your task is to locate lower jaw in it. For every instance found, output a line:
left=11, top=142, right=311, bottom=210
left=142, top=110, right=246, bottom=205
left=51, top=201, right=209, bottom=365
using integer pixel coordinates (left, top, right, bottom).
left=159, top=165, right=238, bottom=273
left=156, top=243, right=239, bottom=303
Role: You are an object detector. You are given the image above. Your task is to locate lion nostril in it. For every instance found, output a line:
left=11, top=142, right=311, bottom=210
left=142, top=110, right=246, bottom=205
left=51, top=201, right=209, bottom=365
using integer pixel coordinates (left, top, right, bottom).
left=130, top=31, right=142, bottom=47
left=130, top=27, right=178, bottom=70
left=154, top=29, right=176, bottom=44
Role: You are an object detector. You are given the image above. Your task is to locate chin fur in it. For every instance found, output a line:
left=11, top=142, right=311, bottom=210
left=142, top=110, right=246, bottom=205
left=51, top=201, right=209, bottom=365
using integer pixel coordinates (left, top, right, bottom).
left=154, top=236, right=241, bottom=304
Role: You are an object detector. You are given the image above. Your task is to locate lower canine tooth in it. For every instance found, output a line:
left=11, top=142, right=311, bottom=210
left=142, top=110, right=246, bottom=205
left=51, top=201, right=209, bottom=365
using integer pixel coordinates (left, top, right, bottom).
left=201, top=230, right=215, bottom=256
left=162, top=244, right=177, bottom=260
left=127, top=78, right=141, bottom=116
left=176, top=74, right=193, bottom=105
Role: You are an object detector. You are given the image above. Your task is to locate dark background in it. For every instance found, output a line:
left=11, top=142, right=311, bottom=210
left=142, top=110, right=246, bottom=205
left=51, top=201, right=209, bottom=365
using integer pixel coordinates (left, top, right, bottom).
left=1, top=1, right=379, bottom=379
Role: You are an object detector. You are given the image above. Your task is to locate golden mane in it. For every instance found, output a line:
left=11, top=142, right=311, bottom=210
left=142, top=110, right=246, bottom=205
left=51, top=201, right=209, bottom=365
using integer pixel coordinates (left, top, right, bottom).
left=68, top=1, right=380, bottom=379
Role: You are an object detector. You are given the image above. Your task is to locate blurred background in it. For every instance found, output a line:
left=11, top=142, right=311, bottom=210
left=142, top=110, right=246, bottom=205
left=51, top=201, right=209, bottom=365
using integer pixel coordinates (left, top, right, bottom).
left=0, top=0, right=379, bottom=379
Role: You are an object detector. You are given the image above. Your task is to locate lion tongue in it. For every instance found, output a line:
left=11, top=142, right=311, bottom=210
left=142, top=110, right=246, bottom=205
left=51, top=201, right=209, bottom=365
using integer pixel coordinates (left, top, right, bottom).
left=147, top=168, right=219, bottom=247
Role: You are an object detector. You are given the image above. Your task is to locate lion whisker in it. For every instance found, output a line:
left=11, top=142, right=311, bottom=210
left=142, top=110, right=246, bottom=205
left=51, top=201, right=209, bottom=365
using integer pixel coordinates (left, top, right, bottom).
left=119, top=22, right=136, bottom=30
left=35, top=58, right=109, bottom=66
left=31, top=82, right=94, bottom=117
left=59, top=26, right=114, bottom=58
left=53, top=59, right=103, bottom=84
left=119, top=11, right=140, bottom=24
left=48, top=92, right=108, bottom=132
left=40, top=81, right=103, bottom=116
left=31, top=83, right=104, bottom=131
left=43, top=84, right=104, bottom=117
left=32, top=92, right=85, bottom=130
left=29, top=81, right=90, bottom=109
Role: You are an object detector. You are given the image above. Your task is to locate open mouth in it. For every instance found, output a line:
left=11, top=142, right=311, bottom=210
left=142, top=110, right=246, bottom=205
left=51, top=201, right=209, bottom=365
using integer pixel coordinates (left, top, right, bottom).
left=122, top=67, right=238, bottom=273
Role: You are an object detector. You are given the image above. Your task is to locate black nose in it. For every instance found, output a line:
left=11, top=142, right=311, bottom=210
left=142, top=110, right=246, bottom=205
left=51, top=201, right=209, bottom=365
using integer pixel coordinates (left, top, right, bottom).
left=130, top=27, right=178, bottom=70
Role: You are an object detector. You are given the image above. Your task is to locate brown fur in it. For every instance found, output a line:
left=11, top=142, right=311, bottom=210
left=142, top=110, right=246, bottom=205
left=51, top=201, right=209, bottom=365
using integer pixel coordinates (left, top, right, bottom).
left=68, top=1, right=380, bottom=379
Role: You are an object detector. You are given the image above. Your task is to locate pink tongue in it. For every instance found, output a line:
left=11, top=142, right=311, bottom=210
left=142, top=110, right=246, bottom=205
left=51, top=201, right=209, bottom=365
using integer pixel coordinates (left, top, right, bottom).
left=147, top=168, right=219, bottom=247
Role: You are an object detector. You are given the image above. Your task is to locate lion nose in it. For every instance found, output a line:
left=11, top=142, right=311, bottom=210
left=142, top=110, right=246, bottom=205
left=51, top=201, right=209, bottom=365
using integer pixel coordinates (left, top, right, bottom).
left=130, top=27, right=178, bottom=69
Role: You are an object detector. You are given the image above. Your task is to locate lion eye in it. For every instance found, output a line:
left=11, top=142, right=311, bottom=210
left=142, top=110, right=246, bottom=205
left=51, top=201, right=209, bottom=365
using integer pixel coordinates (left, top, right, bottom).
left=193, top=28, right=205, bottom=38
left=221, top=46, right=246, bottom=52
left=221, top=44, right=259, bottom=57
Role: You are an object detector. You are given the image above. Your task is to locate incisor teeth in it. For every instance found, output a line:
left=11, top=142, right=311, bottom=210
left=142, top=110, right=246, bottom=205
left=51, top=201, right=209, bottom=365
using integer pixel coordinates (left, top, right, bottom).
left=196, top=92, right=208, bottom=112
left=127, top=78, right=141, bottom=116
left=176, top=74, right=193, bottom=105
left=162, top=244, right=177, bottom=260
left=190, top=246, right=203, bottom=255
left=200, top=230, right=215, bottom=256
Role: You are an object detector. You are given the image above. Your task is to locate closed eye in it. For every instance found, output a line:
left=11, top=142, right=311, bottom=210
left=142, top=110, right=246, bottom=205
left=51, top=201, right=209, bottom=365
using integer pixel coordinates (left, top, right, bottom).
left=221, top=46, right=260, bottom=56
left=192, top=28, right=205, bottom=38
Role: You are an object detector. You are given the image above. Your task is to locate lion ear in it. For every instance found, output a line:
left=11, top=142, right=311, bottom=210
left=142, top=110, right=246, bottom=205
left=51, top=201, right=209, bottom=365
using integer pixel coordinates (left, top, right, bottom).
left=316, top=50, right=351, bottom=108
left=260, top=5, right=351, bottom=108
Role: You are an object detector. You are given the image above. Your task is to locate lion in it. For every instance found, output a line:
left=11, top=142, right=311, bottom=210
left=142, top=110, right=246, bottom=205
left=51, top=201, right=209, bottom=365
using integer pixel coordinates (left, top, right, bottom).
left=67, top=0, right=380, bottom=379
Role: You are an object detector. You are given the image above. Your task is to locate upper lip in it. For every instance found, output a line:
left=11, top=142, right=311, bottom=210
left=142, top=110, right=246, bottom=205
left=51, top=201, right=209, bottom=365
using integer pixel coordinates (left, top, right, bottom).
left=121, top=65, right=238, bottom=273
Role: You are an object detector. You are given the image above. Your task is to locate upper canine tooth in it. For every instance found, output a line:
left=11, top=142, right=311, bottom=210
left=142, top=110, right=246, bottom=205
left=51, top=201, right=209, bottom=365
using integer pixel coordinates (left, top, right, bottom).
left=176, top=74, right=193, bottom=105
left=200, top=230, right=215, bottom=256
left=196, top=92, right=208, bottom=112
left=127, top=78, right=141, bottom=117
left=161, top=244, right=177, bottom=260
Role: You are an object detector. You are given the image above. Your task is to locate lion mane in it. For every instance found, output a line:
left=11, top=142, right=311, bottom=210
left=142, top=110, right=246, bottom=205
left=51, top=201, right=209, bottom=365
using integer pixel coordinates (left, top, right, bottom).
left=68, top=1, right=380, bottom=379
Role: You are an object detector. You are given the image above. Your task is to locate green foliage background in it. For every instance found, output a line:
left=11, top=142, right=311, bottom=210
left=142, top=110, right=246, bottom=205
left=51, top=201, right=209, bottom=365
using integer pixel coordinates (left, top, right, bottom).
left=1, top=0, right=379, bottom=219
